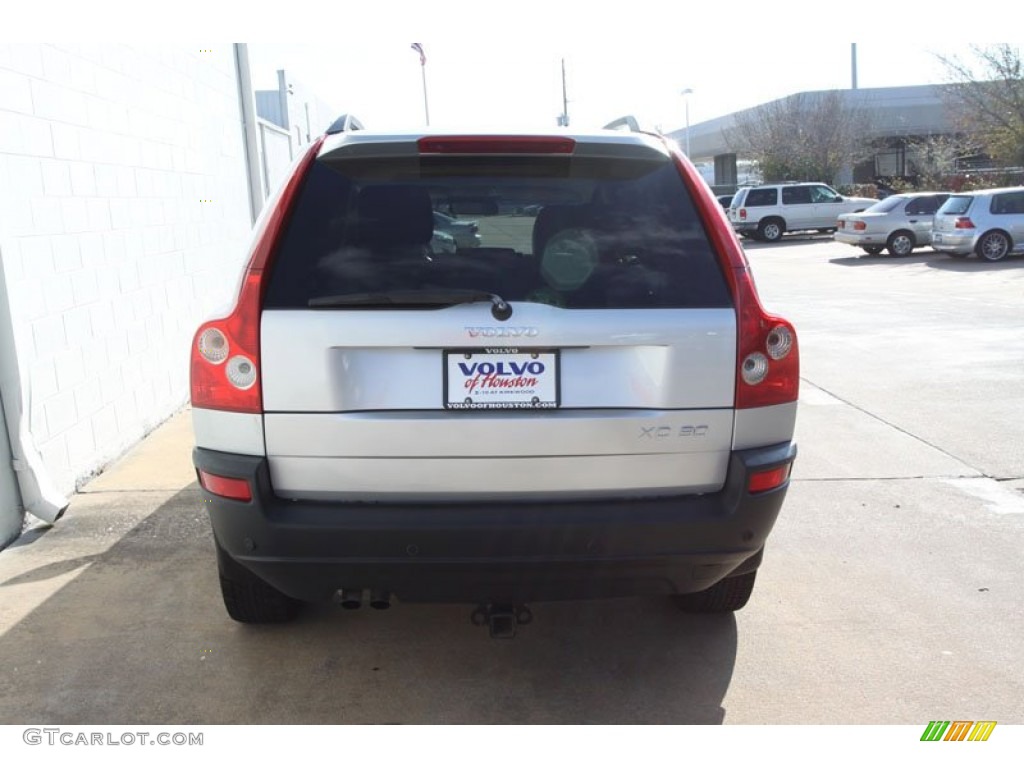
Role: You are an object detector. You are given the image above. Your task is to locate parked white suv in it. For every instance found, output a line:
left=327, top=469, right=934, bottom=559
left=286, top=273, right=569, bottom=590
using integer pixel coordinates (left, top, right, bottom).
left=190, top=124, right=800, bottom=631
left=729, top=182, right=876, bottom=242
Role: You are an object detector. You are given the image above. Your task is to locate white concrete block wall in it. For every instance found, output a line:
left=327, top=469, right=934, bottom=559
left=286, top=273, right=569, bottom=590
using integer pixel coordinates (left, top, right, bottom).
left=0, top=43, right=254, bottom=494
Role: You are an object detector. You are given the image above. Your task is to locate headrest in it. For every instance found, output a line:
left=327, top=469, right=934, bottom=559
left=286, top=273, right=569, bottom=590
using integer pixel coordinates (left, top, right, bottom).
left=532, top=205, right=593, bottom=256
left=356, top=185, right=434, bottom=247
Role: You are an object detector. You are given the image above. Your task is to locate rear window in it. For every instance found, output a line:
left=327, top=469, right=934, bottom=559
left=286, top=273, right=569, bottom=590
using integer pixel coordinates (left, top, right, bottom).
left=264, top=154, right=731, bottom=310
left=938, top=195, right=973, bottom=216
left=743, top=188, right=777, bottom=207
left=904, top=194, right=948, bottom=216
left=866, top=195, right=907, bottom=213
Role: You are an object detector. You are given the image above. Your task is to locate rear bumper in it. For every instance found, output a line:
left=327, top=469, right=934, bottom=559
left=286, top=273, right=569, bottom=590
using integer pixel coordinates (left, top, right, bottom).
left=834, top=231, right=883, bottom=247
left=930, top=232, right=975, bottom=254
left=731, top=221, right=758, bottom=235
left=194, top=442, right=796, bottom=603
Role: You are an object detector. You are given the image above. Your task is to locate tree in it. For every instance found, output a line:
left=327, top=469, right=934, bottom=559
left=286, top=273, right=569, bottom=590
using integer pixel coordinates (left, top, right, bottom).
left=905, top=134, right=973, bottom=189
left=938, top=44, right=1024, bottom=168
left=726, top=91, right=874, bottom=184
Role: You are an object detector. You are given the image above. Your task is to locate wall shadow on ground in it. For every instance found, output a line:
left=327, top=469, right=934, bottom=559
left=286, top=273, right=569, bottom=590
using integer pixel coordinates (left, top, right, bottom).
left=0, top=485, right=738, bottom=725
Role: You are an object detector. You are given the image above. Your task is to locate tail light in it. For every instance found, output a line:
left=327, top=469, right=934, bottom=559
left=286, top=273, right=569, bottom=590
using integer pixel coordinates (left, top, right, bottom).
left=955, top=217, right=975, bottom=229
left=667, top=144, right=801, bottom=411
left=735, top=287, right=799, bottom=409
left=853, top=221, right=867, bottom=231
left=838, top=220, right=845, bottom=229
left=190, top=137, right=324, bottom=413
left=739, top=208, right=748, bottom=221
left=190, top=272, right=264, bottom=412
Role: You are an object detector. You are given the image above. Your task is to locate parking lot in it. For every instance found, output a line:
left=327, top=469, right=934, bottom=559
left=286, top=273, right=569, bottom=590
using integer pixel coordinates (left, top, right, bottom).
left=1, top=236, right=1022, bottom=725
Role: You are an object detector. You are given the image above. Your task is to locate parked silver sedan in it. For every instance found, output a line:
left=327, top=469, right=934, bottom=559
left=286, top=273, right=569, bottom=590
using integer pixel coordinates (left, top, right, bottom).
left=433, top=210, right=482, bottom=250
left=835, top=192, right=949, bottom=256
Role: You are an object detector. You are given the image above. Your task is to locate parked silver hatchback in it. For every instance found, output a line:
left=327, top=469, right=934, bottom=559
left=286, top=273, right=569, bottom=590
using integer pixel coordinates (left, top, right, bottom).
left=189, top=123, right=799, bottom=629
left=931, top=187, right=1024, bottom=261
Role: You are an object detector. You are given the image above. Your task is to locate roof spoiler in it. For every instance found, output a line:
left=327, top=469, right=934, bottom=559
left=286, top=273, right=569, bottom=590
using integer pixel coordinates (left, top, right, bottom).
left=325, top=114, right=366, bottom=135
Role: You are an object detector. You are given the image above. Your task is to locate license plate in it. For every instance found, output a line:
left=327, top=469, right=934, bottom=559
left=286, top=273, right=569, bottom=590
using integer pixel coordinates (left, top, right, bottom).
left=444, top=349, right=559, bottom=410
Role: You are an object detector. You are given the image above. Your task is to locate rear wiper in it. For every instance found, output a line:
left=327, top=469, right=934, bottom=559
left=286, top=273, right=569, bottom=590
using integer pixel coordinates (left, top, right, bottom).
left=309, top=289, right=513, bottom=320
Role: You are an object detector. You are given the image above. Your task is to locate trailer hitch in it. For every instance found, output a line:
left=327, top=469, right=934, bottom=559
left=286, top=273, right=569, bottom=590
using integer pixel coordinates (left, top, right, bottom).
left=470, top=603, right=533, bottom=639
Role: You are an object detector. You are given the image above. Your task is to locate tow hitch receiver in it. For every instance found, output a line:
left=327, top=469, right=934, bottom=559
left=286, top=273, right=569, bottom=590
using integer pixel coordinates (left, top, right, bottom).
left=471, top=603, right=533, bottom=639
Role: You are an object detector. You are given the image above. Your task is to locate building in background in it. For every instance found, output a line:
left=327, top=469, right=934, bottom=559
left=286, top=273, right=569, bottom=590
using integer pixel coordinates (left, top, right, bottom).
left=668, top=85, right=956, bottom=192
left=255, top=70, right=336, bottom=196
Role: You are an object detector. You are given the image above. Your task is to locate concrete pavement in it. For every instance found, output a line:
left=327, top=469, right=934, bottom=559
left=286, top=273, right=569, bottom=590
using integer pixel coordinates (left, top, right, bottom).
left=1, top=239, right=1023, bottom=725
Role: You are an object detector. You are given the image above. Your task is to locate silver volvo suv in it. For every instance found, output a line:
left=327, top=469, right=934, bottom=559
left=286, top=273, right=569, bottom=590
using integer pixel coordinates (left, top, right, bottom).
left=190, top=123, right=800, bottom=629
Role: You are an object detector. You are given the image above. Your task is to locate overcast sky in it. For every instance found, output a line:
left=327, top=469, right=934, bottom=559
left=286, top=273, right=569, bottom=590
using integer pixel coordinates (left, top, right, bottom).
left=9, top=2, right=1014, bottom=134
left=242, top=12, right=1000, bottom=134
left=248, top=39, right=967, bottom=133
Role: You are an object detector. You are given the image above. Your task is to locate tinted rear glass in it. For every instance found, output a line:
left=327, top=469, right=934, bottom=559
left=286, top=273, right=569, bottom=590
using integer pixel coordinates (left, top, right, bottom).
left=781, top=186, right=812, bottom=205
left=991, top=191, right=1024, bottom=214
left=264, top=154, right=731, bottom=310
left=744, top=188, right=777, bottom=206
left=904, top=194, right=947, bottom=216
left=866, top=196, right=906, bottom=213
left=938, top=195, right=973, bottom=216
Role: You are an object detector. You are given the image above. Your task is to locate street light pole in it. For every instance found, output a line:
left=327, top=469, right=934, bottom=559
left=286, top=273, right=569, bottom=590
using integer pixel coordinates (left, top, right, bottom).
left=411, top=43, right=430, bottom=126
left=681, top=88, right=694, bottom=156
left=559, top=58, right=570, bottom=127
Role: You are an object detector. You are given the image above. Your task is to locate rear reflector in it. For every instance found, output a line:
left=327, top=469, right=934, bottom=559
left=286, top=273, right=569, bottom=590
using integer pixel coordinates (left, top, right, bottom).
left=418, top=136, right=576, bottom=154
left=198, top=470, right=253, bottom=502
left=748, top=465, right=791, bottom=494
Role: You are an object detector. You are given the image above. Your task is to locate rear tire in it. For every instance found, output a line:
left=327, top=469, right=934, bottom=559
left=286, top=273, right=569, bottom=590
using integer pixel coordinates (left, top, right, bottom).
left=976, top=230, right=1011, bottom=261
left=757, top=219, right=784, bottom=243
left=216, top=542, right=301, bottom=623
left=887, top=230, right=915, bottom=257
left=673, top=570, right=757, bottom=613
left=862, top=246, right=884, bottom=255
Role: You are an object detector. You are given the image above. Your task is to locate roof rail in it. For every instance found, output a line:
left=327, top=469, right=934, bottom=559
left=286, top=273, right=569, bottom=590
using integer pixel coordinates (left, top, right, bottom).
left=325, top=114, right=366, bottom=135
left=603, top=115, right=642, bottom=132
